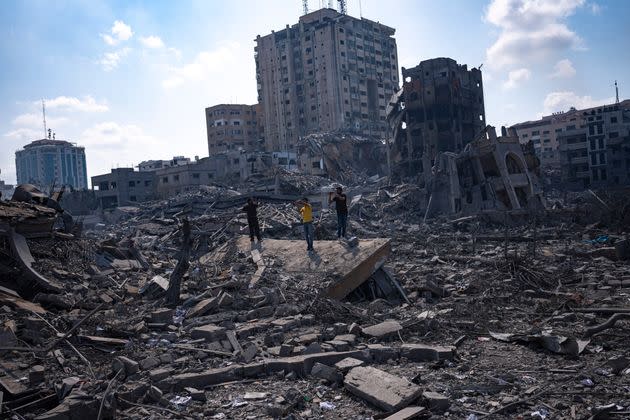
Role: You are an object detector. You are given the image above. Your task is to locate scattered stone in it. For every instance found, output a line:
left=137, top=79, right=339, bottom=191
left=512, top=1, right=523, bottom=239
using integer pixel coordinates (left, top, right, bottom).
left=150, top=308, right=174, bottom=324
left=29, top=365, right=45, bottom=384
left=422, top=391, right=450, bottom=412
left=244, top=391, right=267, bottom=400
left=311, top=362, right=343, bottom=383
left=145, top=385, right=163, bottom=402
left=334, top=357, right=365, bottom=373
left=185, top=387, right=206, bottom=401
left=139, top=357, right=160, bottom=371
left=112, top=356, right=140, bottom=376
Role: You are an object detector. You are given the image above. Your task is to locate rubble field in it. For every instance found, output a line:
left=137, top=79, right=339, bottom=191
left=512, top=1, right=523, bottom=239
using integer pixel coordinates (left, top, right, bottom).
left=1, top=183, right=629, bottom=419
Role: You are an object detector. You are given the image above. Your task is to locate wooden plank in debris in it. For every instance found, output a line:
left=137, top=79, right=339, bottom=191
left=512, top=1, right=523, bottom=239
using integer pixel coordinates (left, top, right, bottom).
left=0, top=291, right=47, bottom=314
left=77, top=335, right=129, bottom=347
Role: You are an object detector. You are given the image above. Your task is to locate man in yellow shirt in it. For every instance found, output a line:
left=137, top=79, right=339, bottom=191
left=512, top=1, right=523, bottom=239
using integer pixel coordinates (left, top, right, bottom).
left=295, top=197, right=314, bottom=251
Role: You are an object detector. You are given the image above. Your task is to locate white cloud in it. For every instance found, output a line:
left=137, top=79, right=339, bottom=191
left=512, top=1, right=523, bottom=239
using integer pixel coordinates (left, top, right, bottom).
left=38, top=96, right=109, bottom=112
left=502, top=67, right=531, bottom=89
left=80, top=122, right=157, bottom=148
left=162, top=42, right=238, bottom=89
left=140, top=35, right=164, bottom=49
left=100, top=47, right=131, bottom=71
left=12, top=113, right=69, bottom=127
left=550, top=58, right=576, bottom=78
left=543, top=91, right=614, bottom=114
left=485, top=0, right=586, bottom=68
left=101, top=20, right=133, bottom=46
left=4, top=127, right=43, bottom=141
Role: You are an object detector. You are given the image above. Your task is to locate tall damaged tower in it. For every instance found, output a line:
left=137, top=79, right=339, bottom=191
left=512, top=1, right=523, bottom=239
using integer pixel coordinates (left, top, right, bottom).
left=255, top=8, right=398, bottom=152
left=387, top=57, right=485, bottom=181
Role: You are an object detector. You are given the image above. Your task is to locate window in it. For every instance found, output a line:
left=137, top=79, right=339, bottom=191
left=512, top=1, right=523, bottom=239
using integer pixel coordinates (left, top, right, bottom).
left=192, top=173, right=200, bottom=179
left=555, top=128, right=562, bottom=133
left=144, top=180, right=151, bottom=187
left=532, top=130, right=540, bottom=136
left=128, top=181, right=135, bottom=187
left=233, top=121, right=240, bottom=126
left=567, top=125, right=576, bottom=130
left=543, top=130, right=550, bottom=134
left=130, top=196, right=136, bottom=201
left=174, top=175, right=179, bottom=181
left=611, top=116, right=618, bottom=123
left=162, top=177, right=168, bottom=183
left=610, top=132, right=619, bottom=138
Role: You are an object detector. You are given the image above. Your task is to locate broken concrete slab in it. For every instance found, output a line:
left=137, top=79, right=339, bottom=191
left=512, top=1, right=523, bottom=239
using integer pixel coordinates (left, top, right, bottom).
left=188, top=297, right=220, bottom=318
left=236, top=237, right=391, bottom=299
left=383, top=406, right=427, bottom=420
left=311, top=362, right=343, bottom=383
left=344, top=366, right=423, bottom=411
left=400, top=343, right=455, bottom=362
left=362, top=321, right=402, bottom=338
left=190, top=324, right=227, bottom=342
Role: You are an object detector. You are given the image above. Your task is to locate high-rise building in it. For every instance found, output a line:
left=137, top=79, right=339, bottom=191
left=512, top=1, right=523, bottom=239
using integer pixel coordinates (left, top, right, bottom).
left=387, top=57, right=485, bottom=178
left=556, top=100, right=630, bottom=189
left=512, top=99, right=630, bottom=172
left=255, top=8, right=398, bottom=151
left=15, top=139, right=88, bottom=190
left=205, top=104, right=263, bottom=154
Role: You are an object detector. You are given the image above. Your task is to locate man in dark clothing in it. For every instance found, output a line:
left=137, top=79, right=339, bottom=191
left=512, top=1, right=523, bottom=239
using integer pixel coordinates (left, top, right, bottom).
left=242, top=198, right=262, bottom=242
left=329, top=186, right=348, bottom=239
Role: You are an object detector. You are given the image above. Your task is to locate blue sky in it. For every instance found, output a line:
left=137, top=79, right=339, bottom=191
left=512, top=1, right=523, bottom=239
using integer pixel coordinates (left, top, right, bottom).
left=1, top=0, right=628, bottom=185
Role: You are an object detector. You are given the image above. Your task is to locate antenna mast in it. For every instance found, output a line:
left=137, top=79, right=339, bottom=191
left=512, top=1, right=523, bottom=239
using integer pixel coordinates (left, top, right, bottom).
left=42, top=99, right=47, bottom=139
left=302, top=0, right=308, bottom=14
left=615, top=80, right=619, bottom=104
left=338, top=0, right=347, bottom=14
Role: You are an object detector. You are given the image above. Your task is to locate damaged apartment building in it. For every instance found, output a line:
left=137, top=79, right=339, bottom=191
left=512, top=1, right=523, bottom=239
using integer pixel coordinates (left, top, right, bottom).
left=387, top=58, right=543, bottom=216
left=255, top=7, right=398, bottom=152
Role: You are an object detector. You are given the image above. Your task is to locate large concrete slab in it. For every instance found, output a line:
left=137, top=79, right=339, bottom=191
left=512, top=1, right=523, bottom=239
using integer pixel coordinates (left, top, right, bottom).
left=237, top=236, right=390, bottom=299
left=344, top=366, right=422, bottom=411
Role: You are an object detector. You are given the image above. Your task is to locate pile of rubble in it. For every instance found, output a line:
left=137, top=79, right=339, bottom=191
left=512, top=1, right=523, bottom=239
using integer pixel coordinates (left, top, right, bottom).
left=1, top=182, right=629, bottom=419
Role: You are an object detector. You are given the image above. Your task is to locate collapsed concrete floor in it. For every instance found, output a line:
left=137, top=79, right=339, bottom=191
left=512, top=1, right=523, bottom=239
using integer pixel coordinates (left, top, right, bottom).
left=1, top=186, right=630, bottom=419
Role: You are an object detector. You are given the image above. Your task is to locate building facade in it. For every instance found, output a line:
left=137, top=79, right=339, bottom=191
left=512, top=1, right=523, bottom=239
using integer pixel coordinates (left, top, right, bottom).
left=15, top=139, right=88, bottom=190
left=511, top=99, right=630, bottom=170
left=255, top=8, right=398, bottom=151
left=91, top=168, right=156, bottom=209
left=387, top=58, right=485, bottom=180
left=557, top=101, right=630, bottom=189
left=138, top=156, right=191, bottom=172
left=205, top=104, right=262, bottom=155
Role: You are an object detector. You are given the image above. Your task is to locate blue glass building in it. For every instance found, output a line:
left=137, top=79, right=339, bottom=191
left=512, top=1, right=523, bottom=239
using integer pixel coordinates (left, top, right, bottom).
left=15, top=139, right=88, bottom=190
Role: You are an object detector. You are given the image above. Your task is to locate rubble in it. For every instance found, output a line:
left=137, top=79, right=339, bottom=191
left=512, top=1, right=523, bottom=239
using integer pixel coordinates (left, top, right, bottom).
left=0, top=176, right=629, bottom=419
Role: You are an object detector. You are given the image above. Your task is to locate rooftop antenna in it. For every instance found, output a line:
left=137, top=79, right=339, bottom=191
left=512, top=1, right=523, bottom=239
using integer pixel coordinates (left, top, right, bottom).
left=338, top=0, right=347, bottom=14
left=615, top=80, right=619, bottom=104
left=328, top=0, right=333, bottom=8
left=359, top=0, right=362, bottom=17
left=42, top=99, right=47, bottom=139
left=302, top=0, right=308, bottom=15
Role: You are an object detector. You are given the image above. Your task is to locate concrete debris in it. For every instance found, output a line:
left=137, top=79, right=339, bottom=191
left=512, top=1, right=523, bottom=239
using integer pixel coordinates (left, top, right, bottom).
left=0, top=171, right=628, bottom=419
left=344, top=366, right=423, bottom=411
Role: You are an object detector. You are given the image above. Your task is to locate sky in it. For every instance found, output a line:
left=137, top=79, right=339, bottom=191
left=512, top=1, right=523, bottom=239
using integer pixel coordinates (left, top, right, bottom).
left=1, top=0, right=629, bottom=185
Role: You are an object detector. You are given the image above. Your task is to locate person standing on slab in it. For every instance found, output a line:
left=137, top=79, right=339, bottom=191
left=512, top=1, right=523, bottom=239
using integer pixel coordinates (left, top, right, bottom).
left=295, top=197, right=314, bottom=251
left=242, top=197, right=262, bottom=243
left=329, top=186, right=348, bottom=239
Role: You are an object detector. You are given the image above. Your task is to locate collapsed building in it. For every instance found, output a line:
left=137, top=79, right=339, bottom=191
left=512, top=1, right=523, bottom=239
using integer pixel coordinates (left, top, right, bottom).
left=387, top=58, right=543, bottom=216
left=388, top=58, right=486, bottom=181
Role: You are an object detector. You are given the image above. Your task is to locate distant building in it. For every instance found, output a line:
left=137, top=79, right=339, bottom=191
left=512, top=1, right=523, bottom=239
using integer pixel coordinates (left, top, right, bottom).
left=91, top=168, right=156, bottom=209
left=15, top=139, right=88, bottom=190
left=205, top=104, right=262, bottom=155
left=511, top=99, right=630, bottom=170
left=557, top=101, right=630, bottom=189
left=387, top=57, right=486, bottom=180
left=255, top=8, right=398, bottom=151
left=138, top=156, right=191, bottom=172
